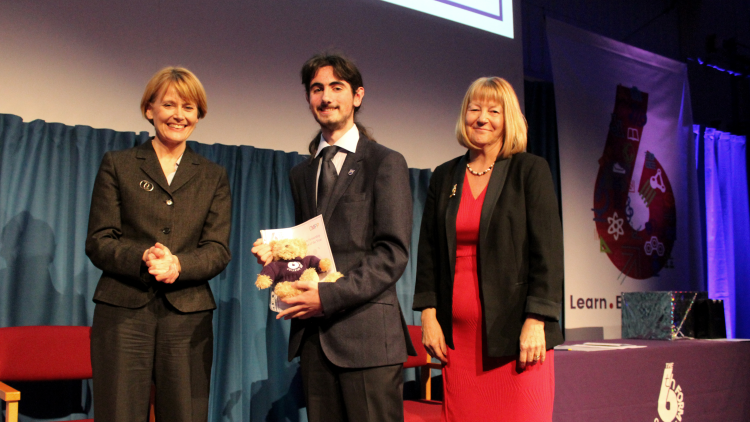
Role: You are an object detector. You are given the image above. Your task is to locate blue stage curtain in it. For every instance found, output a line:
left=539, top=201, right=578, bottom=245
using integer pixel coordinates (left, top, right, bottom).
left=0, top=113, right=431, bottom=421
left=524, top=79, right=562, bottom=205
left=697, top=125, right=750, bottom=339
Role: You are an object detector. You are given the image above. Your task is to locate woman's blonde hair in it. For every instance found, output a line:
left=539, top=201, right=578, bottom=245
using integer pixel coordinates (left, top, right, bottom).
left=455, top=77, right=527, bottom=158
left=140, top=67, right=207, bottom=125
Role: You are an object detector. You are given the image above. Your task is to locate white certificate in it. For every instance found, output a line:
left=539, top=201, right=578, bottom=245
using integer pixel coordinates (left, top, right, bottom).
left=260, top=215, right=336, bottom=311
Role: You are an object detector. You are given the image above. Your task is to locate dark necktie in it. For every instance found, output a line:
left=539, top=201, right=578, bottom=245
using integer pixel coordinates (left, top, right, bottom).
left=317, top=146, right=340, bottom=215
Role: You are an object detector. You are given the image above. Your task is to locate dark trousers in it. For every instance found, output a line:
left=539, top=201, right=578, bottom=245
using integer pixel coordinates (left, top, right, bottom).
left=300, top=328, right=404, bottom=422
left=91, top=294, right=213, bottom=422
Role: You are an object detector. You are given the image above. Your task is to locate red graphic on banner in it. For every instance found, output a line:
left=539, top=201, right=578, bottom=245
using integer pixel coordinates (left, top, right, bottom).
left=592, top=85, right=676, bottom=280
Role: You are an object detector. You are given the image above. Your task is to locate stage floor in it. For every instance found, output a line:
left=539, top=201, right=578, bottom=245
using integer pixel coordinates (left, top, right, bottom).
left=554, top=338, right=750, bottom=421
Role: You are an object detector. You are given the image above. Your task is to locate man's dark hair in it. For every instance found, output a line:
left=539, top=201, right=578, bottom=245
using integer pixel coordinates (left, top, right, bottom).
left=301, top=53, right=364, bottom=107
left=301, top=53, right=374, bottom=154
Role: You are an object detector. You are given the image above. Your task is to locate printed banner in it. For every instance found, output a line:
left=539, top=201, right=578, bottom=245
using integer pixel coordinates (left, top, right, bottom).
left=547, top=19, right=701, bottom=338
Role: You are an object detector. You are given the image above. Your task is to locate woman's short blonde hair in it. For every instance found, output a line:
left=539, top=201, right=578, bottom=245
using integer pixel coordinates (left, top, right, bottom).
left=456, top=77, right=527, bottom=158
left=140, top=67, right=207, bottom=125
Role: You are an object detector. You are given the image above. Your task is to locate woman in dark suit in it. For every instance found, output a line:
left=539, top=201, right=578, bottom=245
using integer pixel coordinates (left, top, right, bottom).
left=413, top=77, right=563, bottom=422
left=86, top=67, right=231, bottom=422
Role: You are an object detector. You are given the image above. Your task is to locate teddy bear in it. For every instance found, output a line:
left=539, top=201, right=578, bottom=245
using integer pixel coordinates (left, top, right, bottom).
left=255, top=238, right=343, bottom=299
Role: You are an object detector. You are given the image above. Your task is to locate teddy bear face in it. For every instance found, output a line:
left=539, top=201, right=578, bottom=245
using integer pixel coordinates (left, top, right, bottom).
left=270, top=238, right=308, bottom=261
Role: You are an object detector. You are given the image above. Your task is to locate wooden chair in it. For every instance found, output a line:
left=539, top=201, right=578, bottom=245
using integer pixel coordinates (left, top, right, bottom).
left=403, top=325, right=444, bottom=422
left=0, top=326, right=155, bottom=422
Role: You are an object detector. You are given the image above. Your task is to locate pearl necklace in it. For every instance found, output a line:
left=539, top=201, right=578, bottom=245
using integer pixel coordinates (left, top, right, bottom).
left=466, top=162, right=494, bottom=176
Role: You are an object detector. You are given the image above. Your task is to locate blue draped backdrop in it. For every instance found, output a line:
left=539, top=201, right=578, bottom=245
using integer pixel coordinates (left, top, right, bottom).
left=696, top=125, right=750, bottom=339
left=0, top=113, right=431, bottom=421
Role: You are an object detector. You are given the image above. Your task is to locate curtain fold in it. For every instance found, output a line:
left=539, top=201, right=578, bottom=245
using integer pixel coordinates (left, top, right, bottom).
left=0, top=113, right=431, bottom=422
left=698, top=125, right=749, bottom=339
left=524, top=79, right=562, bottom=205
left=0, top=114, right=149, bottom=328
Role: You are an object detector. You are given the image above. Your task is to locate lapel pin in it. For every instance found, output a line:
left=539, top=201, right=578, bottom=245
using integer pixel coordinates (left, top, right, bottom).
left=348, top=169, right=355, bottom=176
left=140, top=180, right=154, bottom=192
left=449, top=184, right=457, bottom=198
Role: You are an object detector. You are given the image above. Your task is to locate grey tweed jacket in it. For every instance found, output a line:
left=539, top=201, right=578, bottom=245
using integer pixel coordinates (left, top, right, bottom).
left=287, top=133, right=416, bottom=368
left=86, top=140, right=231, bottom=313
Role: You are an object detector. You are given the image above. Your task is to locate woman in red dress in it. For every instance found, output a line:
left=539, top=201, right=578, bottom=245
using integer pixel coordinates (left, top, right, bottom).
left=413, top=77, right=564, bottom=421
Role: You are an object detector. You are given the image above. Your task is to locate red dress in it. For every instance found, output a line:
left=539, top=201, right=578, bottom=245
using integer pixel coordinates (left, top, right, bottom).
left=441, top=172, right=555, bottom=422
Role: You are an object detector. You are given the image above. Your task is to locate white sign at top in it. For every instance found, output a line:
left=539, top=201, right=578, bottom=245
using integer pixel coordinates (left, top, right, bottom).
left=381, top=0, right=514, bottom=39
left=449, top=0, right=501, bottom=16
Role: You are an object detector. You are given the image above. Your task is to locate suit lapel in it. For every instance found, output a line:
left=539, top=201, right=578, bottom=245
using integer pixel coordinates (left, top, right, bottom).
left=303, top=155, right=319, bottom=220
left=322, top=136, right=366, bottom=224
left=169, top=145, right=200, bottom=193
left=136, top=140, right=171, bottom=194
left=445, top=154, right=467, bottom=282
left=479, top=155, right=512, bottom=246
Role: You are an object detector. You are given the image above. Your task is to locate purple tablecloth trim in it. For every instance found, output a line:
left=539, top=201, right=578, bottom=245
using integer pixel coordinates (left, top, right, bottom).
left=554, top=339, right=750, bottom=421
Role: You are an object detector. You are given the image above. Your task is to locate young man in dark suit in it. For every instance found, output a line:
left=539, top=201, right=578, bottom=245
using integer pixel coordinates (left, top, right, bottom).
left=252, top=53, right=415, bottom=422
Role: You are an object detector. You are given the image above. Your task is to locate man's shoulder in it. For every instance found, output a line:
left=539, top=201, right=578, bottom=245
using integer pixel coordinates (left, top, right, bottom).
left=359, top=140, right=406, bottom=166
left=290, top=158, right=310, bottom=180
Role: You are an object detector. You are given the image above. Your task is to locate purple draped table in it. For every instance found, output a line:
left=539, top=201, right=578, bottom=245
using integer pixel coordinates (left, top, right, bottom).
left=553, top=339, right=750, bottom=421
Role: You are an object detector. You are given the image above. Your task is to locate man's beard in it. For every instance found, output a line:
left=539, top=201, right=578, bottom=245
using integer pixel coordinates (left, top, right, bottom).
left=314, top=108, right=354, bottom=133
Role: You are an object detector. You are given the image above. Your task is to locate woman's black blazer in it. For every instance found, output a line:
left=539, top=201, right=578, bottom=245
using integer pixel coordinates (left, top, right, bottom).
left=86, top=140, right=232, bottom=313
left=413, top=152, right=564, bottom=358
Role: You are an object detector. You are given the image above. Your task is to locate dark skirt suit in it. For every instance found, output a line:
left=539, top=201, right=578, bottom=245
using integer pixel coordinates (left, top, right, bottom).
left=85, top=140, right=231, bottom=422
left=413, top=152, right=564, bottom=366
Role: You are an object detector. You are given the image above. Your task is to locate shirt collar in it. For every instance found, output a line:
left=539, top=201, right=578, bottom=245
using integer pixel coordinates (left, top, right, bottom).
left=314, top=124, right=360, bottom=158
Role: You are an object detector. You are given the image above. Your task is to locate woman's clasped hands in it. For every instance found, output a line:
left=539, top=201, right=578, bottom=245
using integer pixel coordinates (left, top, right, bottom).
left=143, top=242, right=181, bottom=284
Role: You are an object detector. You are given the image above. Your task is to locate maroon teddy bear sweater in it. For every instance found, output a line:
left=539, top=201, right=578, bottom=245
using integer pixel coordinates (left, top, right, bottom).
left=259, top=256, right=323, bottom=283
